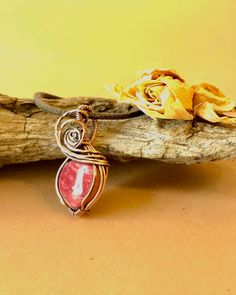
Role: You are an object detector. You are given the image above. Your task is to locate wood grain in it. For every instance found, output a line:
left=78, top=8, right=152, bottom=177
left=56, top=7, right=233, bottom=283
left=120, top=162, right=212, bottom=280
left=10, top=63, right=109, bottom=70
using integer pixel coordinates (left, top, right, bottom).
left=0, top=93, right=236, bottom=166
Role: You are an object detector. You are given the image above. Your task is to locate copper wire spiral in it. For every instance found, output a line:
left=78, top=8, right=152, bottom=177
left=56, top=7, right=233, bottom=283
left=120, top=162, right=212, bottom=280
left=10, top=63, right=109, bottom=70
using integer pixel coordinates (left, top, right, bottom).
left=55, top=106, right=109, bottom=167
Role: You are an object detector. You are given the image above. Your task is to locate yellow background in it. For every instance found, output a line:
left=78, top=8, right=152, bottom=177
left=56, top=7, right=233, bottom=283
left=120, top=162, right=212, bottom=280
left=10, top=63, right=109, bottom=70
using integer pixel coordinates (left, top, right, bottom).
left=1, top=0, right=236, bottom=294
left=1, top=0, right=236, bottom=99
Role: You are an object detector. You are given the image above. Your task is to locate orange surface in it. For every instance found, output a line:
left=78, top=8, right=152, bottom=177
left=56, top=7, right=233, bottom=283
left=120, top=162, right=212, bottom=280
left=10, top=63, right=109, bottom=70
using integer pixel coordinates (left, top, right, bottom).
left=1, top=160, right=236, bottom=294
left=0, top=0, right=236, bottom=294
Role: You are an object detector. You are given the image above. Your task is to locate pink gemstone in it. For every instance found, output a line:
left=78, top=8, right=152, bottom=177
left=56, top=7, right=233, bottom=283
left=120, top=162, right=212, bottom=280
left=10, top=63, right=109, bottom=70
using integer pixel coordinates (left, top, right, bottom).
left=58, top=160, right=94, bottom=210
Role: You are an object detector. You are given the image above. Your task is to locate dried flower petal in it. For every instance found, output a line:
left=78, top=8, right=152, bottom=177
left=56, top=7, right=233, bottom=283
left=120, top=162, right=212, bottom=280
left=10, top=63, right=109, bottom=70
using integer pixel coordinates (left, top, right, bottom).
left=106, top=68, right=194, bottom=120
left=193, top=83, right=236, bottom=124
left=106, top=69, right=236, bottom=125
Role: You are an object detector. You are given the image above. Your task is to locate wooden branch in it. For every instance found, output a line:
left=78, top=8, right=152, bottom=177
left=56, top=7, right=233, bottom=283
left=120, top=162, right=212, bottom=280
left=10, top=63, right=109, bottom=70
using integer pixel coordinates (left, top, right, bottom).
left=0, top=92, right=236, bottom=166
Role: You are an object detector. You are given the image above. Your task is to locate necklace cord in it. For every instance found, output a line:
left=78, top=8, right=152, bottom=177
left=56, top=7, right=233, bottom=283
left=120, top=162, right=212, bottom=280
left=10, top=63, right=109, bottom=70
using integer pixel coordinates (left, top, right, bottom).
left=34, top=92, right=144, bottom=120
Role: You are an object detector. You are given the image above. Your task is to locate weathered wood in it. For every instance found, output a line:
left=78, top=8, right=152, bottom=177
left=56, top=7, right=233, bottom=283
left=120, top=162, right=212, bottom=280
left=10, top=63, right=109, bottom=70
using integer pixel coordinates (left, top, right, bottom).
left=0, top=92, right=236, bottom=166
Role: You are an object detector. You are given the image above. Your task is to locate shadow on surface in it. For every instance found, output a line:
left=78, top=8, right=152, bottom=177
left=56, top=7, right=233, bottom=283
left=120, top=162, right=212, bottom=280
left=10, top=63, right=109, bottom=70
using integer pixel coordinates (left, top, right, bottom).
left=0, top=158, right=224, bottom=217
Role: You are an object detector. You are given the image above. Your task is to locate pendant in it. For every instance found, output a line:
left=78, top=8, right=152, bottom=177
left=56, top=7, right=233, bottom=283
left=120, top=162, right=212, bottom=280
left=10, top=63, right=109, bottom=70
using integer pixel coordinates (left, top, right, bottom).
left=55, top=105, right=109, bottom=216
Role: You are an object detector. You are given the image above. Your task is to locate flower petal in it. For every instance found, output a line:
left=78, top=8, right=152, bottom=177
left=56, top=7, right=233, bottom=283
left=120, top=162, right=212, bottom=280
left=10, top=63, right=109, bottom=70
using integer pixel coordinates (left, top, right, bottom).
left=106, top=69, right=236, bottom=125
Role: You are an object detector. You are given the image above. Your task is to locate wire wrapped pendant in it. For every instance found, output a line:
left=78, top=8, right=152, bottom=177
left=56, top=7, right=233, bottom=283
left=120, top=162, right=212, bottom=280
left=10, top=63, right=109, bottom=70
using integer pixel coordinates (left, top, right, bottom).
left=55, top=105, right=109, bottom=216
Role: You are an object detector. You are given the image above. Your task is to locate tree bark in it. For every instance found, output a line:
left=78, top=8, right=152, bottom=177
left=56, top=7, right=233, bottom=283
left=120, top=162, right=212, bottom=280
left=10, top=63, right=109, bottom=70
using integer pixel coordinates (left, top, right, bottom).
left=0, top=92, right=236, bottom=167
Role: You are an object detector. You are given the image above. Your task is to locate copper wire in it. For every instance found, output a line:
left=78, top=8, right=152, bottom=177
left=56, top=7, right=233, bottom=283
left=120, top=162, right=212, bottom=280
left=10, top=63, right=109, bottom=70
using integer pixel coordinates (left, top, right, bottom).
left=55, top=108, right=109, bottom=167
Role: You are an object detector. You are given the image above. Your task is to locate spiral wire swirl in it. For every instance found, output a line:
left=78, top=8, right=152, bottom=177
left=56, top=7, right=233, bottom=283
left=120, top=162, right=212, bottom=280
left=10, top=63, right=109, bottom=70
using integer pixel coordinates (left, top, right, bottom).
left=55, top=108, right=109, bottom=166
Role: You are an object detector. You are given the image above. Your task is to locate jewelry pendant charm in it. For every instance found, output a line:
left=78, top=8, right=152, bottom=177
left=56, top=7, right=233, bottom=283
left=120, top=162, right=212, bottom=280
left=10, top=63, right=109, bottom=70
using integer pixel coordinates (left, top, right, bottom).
left=55, top=105, right=109, bottom=216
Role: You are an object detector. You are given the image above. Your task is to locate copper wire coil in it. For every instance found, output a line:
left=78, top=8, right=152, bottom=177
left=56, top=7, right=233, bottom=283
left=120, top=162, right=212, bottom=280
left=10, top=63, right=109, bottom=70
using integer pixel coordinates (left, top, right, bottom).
left=55, top=108, right=109, bottom=167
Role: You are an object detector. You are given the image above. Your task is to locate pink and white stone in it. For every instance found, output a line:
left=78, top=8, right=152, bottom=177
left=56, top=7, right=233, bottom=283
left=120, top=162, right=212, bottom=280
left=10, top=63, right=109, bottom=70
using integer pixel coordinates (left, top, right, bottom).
left=58, top=160, right=94, bottom=210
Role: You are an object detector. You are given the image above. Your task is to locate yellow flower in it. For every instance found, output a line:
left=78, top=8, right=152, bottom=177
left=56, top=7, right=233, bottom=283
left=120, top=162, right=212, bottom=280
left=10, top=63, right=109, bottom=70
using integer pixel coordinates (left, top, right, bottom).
left=106, top=68, right=236, bottom=125
left=193, top=83, right=236, bottom=124
left=106, top=69, right=194, bottom=120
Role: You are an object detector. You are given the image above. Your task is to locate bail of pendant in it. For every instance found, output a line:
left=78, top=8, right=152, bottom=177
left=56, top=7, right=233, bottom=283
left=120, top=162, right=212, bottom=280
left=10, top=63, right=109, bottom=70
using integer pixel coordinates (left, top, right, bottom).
left=54, top=106, right=109, bottom=216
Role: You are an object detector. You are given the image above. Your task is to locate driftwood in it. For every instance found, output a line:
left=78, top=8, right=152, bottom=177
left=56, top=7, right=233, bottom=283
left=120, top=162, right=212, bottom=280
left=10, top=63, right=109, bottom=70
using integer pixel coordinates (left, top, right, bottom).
left=0, top=92, right=236, bottom=167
